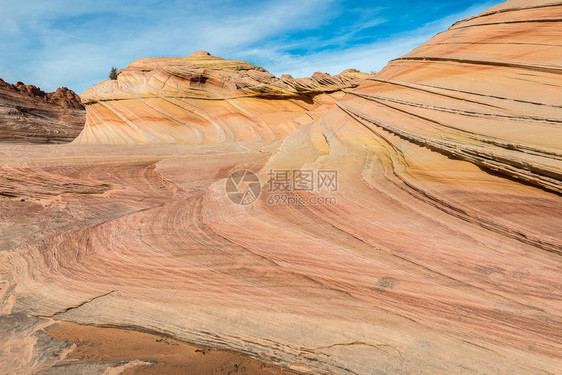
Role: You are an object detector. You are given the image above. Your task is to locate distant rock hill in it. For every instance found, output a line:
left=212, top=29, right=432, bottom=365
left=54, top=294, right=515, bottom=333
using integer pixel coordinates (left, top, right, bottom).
left=0, top=79, right=85, bottom=143
left=75, top=51, right=371, bottom=144
left=3, top=79, right=84, bottom=109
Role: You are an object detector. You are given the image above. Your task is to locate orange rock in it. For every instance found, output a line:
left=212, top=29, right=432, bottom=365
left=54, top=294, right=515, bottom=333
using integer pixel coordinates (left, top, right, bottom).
left=75, top=53, right=371, bottom=144
left=0, top=1, right=560, bottom=375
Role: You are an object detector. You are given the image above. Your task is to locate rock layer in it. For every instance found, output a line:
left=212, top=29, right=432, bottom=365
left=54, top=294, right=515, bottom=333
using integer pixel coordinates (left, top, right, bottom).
left=0, top=1, right=561, bottom=375
left=337, top=0, right=562, bottom=195
left=0, top=79, right=85, bottom=143
left=75, top=52, right=371, bottom=144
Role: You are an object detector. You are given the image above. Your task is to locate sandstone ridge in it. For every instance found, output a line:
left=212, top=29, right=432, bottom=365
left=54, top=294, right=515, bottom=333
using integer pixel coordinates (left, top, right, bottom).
left=75, top=53, right=371, bottom=144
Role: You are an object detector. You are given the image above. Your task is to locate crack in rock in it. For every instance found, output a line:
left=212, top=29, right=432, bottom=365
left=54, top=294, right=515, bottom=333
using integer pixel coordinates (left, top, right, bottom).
left=34, top=290, right=117, bottom=318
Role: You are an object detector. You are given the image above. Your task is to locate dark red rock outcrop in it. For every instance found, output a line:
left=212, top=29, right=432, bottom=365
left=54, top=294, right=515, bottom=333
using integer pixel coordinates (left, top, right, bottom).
left=5, top=80, right=84, bottom=110
left=0, top=79, right=85, bottom=143
left=46, top=87, right=84, bottom=109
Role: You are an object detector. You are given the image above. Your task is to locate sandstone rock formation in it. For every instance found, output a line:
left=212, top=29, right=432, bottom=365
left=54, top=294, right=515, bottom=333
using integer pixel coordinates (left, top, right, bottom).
left=75, top=52, right=371, bottom=144
left=0, top=79, right=85, bottom=143
left=0, top=1, right=561, bottom=374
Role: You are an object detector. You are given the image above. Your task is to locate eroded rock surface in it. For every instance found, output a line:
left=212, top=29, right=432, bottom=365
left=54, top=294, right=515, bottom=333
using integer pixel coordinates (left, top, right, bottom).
left=0, top=1, right=561, bottom=374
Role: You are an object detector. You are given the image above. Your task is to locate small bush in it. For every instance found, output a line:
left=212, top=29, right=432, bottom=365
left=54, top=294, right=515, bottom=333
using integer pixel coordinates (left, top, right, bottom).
left=109, top=67, right=118, bottom=80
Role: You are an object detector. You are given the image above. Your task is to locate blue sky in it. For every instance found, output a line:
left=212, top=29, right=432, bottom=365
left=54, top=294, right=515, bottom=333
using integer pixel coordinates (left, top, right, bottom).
left=0, top=0, right=502, bottom=94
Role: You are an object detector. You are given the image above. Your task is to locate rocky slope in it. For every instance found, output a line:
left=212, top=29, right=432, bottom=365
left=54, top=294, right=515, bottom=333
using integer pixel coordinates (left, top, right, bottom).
left=0, top=1, right=561, bottom=374
left=74, top=51, right=371, bottom=144
left=0, top=79, right=85, bottom=143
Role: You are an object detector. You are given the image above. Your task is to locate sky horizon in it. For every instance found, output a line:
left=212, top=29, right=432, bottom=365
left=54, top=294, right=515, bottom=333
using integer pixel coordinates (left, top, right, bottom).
left=1, top=0, right=502, bottom=95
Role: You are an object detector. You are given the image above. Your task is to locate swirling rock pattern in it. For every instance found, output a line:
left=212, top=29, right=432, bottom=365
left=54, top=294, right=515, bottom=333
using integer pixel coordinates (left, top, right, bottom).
left=1, top=1, right=561, bottom=374
left=0, top=79, right=85, bottom=144
left=75, top=51, right=371, bottom=145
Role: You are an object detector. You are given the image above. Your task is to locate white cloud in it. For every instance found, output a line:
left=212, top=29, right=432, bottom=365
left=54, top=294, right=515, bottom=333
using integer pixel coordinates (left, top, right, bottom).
left=238, top=1, right=499, bottom=78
